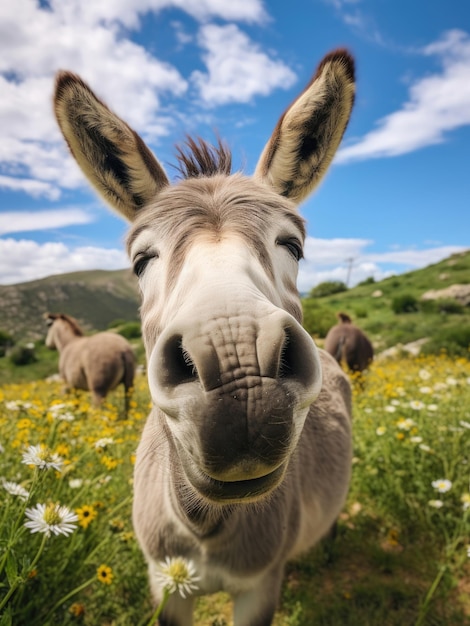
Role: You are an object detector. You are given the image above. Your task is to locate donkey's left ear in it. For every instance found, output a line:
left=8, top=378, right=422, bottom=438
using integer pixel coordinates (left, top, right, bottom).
left=54, top=72, right=169, bottom=221
left=254, top=49, right=355, bottom=205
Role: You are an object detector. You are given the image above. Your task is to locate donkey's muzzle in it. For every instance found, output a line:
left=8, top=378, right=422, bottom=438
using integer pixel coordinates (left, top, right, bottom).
left=148, top=310, right=322, bottom=497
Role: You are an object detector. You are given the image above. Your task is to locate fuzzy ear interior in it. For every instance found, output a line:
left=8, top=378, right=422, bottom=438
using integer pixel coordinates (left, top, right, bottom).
left=54, top=72, right=169, bottom=221
left=254, top=49, right=355, bottom=205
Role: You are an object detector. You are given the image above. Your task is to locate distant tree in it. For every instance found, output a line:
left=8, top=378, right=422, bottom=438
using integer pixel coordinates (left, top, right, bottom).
left=358, top=276, right=375, bottom=286
left=309, top=281, right=348, bottom=298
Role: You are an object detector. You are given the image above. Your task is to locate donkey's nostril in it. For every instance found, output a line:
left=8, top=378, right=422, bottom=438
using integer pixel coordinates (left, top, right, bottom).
left=277, top=323, right=319, bottom=390
left=279, top=328, right=294, bottom=379
left=161, top=334, right=198, bottom=387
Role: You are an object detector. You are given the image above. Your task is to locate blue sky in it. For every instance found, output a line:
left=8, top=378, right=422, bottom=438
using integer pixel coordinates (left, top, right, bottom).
left=0, top=0, right=469, bottom=291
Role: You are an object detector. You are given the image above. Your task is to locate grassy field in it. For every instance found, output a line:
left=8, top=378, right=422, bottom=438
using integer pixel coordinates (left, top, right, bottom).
left=0, top=354, right=469, bottom=625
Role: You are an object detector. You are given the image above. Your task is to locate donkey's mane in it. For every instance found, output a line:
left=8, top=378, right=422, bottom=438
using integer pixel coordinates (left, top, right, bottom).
left=174, top=137, right=232, bottom=179
left=49, top=313, right=84, bottom=336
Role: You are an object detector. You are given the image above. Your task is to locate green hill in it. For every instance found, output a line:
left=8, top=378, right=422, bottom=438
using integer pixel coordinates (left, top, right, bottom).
left=302, top=249, right=470, bottom=356
left=0, top=268, right=140, bottom=342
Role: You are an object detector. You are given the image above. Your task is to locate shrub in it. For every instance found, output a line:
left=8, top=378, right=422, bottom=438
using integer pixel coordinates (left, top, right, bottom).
left=421, top=326, right=470, bottom=357
left=391, top=294, right=419, bottom=314
left=309, top=281, right=347, bottom=298
left=436, top=298, right=464, bottom=315
left=116, top=321, right=141, bottom=339
left=354, top=307, right=368, bottom=319
left=9, top=344, right=37, bottom=366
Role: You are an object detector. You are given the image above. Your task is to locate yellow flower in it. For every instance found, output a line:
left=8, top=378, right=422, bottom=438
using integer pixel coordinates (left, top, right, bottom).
left=69, top=602, right=85, bottom=616
left=76, top=505, right=98, bottom=529
left=55, top=443, right=70, bottom=457
left=461, top=493, right=470, bottom=510
left=101, top=455, right=119, bottom=470
left=396, top=433, right=405, bottom=440
left=97, top=564, right=114, bottom=585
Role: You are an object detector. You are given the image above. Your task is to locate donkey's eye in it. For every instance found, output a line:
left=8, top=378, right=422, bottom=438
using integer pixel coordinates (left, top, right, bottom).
left=277, top=238, right=303, bottom=261
left=133, top=253, right=156, bottom=277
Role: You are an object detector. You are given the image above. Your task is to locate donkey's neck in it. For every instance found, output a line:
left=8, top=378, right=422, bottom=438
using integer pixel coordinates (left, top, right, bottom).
left=53, top=322, right=81, bottom=352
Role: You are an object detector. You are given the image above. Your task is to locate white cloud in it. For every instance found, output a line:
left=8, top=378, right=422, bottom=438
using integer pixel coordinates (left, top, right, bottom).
left=192, top=24, right=297, bottom=105
left=0, top=0, right=283, bottom=199
left=0, top=209, right=94, bottom=235
left=0, top=238, right=128, bottom=285
left=0, top=175, right=60, bottom=200
left=337, top=30, right=470, bottom=162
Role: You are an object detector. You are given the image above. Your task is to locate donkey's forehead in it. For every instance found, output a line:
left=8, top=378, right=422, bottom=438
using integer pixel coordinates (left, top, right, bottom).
left=127, top=174, right=305, bottom=253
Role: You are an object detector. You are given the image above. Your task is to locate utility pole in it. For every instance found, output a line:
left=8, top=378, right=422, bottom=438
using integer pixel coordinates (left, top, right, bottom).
left=345, top=257, right=355, bottom=287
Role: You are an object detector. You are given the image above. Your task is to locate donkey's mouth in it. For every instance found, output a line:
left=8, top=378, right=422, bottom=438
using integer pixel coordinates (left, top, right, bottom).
left=182, top=459, right=287, bottom=503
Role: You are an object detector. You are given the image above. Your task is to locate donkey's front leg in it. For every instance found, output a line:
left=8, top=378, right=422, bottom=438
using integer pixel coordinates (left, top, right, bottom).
left=233, top=568, right=284, bottom=626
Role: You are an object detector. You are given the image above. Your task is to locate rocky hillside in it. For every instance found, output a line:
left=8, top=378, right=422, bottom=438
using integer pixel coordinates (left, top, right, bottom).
left=0, top=269, right=140, bottom=341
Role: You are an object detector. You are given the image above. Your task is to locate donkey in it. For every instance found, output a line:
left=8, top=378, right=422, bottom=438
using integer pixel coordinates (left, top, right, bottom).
left=325, top=312, right=374, bottom=372
left=54, top=48, right=355, bottom=626
left=44, top=313, right=136, bottom=409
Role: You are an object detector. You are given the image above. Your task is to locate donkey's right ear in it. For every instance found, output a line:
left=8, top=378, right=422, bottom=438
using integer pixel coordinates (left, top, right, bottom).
left=54, top=72, right=169, bottom=221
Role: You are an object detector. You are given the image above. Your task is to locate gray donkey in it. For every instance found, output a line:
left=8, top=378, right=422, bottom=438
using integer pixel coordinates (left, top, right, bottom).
left=54, top=48, right=355, bottom=626
left=325, top=312, right=374, bottom=372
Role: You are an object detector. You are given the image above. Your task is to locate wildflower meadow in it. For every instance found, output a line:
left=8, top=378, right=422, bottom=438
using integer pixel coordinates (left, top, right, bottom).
left=0, top=353, right=469, bottom=625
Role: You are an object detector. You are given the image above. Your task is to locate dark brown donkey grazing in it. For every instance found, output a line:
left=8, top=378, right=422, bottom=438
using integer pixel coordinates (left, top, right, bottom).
left=325, top=312, right=374, bottom=372
left=54, top=49, right=355, bottom=626
left=45, top=313, right=135, bottom=409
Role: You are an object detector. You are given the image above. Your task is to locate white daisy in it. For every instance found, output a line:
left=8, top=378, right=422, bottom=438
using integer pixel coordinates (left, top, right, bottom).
left=409, top=400, right=425, bottom=410
left=154, top=557, right=200, bottom=598
left=410, top=436, right=423, bottom=444
left=431, top=479, right=452, bottom=493
left=2, top=480, right=30, bottom=500
left=68, top=478, right=84, bottom=489
left=376, top=426, right=386, bottom=436
left=419, top=444, right=432, bottom=452
left=419, top=386, right=432, bottom=394
left=460, top=420, right=470, bottom=430
left=24, top=503, right=78, bottom=537
left=22, top=444, right=64, bottom=472
left=93, top=438, right=114, bottom=449
left=428, top=500, right=444, bottom=509
left=52, top=411, right=75, bottom=422
left=397, top=418, right=415, bottom=431
left=384, top=406, right=396, bottom=413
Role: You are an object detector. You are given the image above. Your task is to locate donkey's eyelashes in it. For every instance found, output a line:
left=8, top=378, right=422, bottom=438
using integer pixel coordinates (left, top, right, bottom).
left=133, top=252, right=158, bottom=277
left=276, top=238, right=303, bottom=261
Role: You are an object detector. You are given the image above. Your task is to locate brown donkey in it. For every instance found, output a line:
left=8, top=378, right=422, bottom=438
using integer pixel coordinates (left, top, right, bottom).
left=54, top=49, right=355, bottom=626
left=325, top=312, right=374, bottom=372
left=45, top=313, right=135, bottom=409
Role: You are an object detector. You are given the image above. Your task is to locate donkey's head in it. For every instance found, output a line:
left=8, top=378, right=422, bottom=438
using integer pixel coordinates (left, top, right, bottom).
left=54, top=50, right=355, bottom=503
